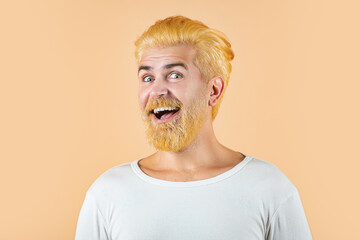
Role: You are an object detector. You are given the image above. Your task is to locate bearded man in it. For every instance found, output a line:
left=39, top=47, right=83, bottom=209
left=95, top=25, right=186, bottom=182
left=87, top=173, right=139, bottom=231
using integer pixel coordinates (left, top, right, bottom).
left=75, top=16, right=312, bottom=240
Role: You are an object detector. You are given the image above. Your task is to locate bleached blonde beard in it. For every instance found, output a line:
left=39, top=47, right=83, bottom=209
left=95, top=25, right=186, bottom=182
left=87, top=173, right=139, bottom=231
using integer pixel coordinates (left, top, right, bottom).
left=141, top=90, right=208, bottom=152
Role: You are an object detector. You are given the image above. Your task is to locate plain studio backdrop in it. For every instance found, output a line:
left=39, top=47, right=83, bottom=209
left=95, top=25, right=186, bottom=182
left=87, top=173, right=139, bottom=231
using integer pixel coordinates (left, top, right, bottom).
left=0, top=0, right=359, bottom=239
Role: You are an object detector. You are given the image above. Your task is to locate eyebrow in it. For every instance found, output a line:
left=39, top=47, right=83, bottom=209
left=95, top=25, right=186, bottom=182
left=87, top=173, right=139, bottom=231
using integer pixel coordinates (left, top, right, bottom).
left=138, top=62, right=187, bottom=74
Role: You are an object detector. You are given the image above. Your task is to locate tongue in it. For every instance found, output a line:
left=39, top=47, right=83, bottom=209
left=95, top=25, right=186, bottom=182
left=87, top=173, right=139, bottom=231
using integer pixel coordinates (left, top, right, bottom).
left=160, top=111, right=177, bottom=120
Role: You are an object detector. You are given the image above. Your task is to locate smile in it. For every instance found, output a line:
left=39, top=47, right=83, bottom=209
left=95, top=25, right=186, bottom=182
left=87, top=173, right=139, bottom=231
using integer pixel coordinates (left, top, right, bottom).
left=151, top=107, right=181, bottom=123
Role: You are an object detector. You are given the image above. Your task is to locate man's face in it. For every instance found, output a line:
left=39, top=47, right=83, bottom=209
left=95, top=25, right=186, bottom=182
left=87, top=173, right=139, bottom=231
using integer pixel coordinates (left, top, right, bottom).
left=138, top=44, right=211, bottom=152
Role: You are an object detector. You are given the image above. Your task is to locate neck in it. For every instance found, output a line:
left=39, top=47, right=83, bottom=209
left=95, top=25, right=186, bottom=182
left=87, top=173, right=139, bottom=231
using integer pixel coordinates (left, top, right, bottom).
left=152, top=114, right=236, bottom=173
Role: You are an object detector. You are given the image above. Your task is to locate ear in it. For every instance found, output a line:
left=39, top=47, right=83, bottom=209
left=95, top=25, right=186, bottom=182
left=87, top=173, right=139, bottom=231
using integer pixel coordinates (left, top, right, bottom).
left=208, top=76, right=225, bottom=106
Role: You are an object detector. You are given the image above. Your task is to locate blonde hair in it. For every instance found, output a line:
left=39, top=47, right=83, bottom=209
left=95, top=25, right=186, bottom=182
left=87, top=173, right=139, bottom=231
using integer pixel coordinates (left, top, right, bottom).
left=134, top=15, right=234, bottom=120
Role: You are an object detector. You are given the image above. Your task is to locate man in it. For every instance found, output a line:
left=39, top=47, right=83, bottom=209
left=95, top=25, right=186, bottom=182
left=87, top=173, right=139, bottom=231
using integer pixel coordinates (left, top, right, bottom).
left=75, top=16, right=312, bottom=240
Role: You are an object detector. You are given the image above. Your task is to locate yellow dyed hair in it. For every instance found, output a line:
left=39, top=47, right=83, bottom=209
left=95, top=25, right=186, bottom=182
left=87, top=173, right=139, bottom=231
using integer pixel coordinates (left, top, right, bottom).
left=134, top=15, right=234, bottom=120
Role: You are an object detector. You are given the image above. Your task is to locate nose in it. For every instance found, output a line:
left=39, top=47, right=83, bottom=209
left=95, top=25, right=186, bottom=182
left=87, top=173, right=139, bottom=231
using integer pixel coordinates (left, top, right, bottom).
left=149, top=78, right=169, bottom=99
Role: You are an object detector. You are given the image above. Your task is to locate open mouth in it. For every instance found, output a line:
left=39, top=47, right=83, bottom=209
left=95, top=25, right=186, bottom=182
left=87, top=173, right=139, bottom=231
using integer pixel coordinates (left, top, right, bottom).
left=151, top=106, right=181, bottom=121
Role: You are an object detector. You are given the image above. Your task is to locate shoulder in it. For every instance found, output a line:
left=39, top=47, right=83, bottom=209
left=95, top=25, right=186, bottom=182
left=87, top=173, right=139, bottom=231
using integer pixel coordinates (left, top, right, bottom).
left=86, top=160, right=138, bottom=198
left=244, top=156, right=299, bottom=199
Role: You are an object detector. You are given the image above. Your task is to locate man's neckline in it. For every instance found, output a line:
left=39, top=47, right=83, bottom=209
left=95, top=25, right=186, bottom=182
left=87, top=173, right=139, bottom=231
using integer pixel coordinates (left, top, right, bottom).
left=131, top=152, right=253, bottom=187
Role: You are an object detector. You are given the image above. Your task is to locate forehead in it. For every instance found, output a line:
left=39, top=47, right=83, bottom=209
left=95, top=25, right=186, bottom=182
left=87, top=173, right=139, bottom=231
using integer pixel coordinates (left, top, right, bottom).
left=139, top=44, right=196, bottom=66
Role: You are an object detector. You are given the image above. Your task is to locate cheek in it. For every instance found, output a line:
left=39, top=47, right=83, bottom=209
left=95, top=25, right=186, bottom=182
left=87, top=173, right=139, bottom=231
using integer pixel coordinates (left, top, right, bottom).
left=169, top=82, right=189, bottom=100
left=138, top=88, right=148, bottom=111
left=183, top=83, right=206, bottom=103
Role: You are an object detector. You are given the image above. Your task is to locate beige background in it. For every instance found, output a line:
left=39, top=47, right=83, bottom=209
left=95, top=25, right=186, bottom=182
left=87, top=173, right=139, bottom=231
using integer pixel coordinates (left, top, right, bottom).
left=1, top=0, right=359, bottom=239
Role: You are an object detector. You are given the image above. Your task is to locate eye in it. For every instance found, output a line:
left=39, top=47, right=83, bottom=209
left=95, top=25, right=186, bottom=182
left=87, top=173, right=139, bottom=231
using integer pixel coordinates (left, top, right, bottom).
left=168, top=72, right=182, bottom=79
left=142, top=75, right=154, bottom=82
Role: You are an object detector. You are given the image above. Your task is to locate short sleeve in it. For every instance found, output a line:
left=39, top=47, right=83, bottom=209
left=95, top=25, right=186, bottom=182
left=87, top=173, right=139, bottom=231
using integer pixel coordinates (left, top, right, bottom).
left=75, top=190, right=109, bottom=240
left=266, top=191, right=312, bottom=240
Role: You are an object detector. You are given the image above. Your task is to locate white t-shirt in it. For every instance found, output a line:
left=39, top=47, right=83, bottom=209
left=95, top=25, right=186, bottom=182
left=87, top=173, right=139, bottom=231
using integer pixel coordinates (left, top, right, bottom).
left=75, top=154, right=312, bottom=240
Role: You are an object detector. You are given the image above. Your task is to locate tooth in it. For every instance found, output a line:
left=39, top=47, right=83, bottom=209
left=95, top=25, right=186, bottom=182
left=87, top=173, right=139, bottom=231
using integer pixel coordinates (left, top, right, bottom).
left=153, top=106, right=179, bottom=114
